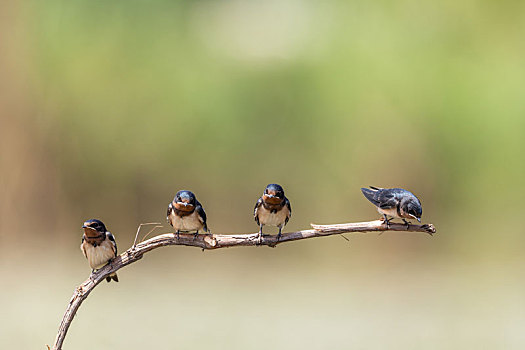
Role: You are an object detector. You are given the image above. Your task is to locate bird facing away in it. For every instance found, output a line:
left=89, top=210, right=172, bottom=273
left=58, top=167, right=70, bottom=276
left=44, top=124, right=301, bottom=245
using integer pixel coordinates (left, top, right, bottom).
left=254, top=183, right=292, bottom=243
left=167, top=190, right=208, bottom=239
left=80, top=219, right=118, bottom=282
left=360, top=186, right=422, bottom=228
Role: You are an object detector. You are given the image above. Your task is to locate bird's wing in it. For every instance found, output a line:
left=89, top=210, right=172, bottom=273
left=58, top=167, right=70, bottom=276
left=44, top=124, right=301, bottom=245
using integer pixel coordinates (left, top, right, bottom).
left=106, top=232, right=118, bottom=257
left=376, top=189, right=398, bottom=209
left=166, top=202, right=173, bottom=226
left=254, top=197, right=263, bottom=225
left=361, top=186, right=398, bottom=209
left=284, top=197, right=292, bottom=224
left=195, top=201, right=208, bottom=232
left=80, top=236, right=87, bottom=259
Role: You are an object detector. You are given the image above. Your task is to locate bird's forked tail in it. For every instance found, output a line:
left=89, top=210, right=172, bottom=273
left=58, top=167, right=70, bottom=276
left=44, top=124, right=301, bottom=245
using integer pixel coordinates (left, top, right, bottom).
left=360, top=187, right=380, bottom=206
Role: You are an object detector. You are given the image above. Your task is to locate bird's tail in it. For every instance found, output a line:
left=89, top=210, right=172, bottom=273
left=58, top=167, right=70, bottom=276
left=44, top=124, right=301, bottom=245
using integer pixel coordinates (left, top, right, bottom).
left=106, top=273, right=119, bottom=283
left=360, top=187, right=380, bottom=206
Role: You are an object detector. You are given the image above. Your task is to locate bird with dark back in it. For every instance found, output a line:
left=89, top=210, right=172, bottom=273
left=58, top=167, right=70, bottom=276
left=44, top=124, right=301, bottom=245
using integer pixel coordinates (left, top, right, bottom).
left=360, top=186, right=422, bottom=228
left=80, top=219, right=118, bottom=282
left=254, top=184, right=292, bottom=244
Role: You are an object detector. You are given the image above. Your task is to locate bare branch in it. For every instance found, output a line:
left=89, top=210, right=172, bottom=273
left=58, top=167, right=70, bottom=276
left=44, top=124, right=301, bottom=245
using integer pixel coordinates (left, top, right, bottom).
left=50, top=219, right=436, bottom=350
left=310, top=220, right=436, bottom=236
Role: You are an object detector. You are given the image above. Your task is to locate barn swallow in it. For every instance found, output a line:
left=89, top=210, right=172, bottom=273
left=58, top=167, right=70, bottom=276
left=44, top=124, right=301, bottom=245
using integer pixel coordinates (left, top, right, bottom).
left=167, top=190, right=208, bottom=239
left=80, top=219, right=118, bottom=282
left=361, top=186, right=422, bottom=228
left=254, top=184, right=292, bottom=243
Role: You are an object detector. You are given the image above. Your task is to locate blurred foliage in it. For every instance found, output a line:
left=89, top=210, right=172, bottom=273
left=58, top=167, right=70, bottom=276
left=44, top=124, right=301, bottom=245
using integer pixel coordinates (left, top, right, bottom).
left=1, top=0, right=525, bottom=348
left=4, top=0, right=522, bottom=247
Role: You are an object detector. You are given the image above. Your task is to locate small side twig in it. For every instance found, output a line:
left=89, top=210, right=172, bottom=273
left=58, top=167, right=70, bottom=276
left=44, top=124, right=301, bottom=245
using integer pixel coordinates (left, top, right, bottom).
left=132, top=222, right=161, bottom=249
left=140, top=225, right=163, bottom=243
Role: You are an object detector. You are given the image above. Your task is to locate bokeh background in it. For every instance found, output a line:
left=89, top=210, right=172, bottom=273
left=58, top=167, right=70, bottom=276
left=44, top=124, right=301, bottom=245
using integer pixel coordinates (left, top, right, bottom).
left=1, top=0, right=525, bottom=348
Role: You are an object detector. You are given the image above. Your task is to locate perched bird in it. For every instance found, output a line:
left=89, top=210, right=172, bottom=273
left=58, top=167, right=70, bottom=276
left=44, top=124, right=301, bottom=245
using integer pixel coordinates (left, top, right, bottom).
left=254, top=184, right=292, bottom=243
left=167, top=190, right=208, bottom=239
left=360, top=186, right=422, bottom=228
left=80, top=219, right=118, bottom=282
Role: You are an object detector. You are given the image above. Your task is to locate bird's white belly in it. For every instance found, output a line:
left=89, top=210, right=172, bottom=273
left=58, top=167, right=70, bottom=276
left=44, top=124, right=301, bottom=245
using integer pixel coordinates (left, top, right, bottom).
left=378, top=207, right=401, bottom=219
left=258, top=206, right=289, bottom=227
left=170, top=211, right=204, bottom=231
left=82, top=240, right=115, bottom=270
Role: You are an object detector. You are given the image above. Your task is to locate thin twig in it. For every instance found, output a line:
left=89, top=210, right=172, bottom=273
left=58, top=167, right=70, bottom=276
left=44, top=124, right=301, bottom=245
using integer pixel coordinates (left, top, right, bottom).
left=340, top=234, right=350, bottom=242
left=50, top=219, right=436, bottom=350
left=140, top=225, right=163, bottom=243
left=132, top=222, right=161, bottom=248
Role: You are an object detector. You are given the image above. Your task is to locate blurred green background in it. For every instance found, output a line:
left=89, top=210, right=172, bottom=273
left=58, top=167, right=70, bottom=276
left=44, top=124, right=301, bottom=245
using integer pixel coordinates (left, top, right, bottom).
left=1, top=0, right=524, bottom=348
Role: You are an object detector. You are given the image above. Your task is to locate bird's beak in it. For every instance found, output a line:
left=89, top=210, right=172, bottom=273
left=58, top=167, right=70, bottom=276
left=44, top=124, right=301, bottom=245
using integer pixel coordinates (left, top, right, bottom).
left=417, top=218, right=421, bottom=223
left=266, top=194, right=275, bottom=198
left=82, top=225, right=88, bottom=229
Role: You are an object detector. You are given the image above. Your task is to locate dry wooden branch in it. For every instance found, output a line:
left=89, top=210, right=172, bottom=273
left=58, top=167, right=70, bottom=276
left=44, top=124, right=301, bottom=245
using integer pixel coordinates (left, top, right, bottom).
left=50, top=219, right=436, bottom=350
